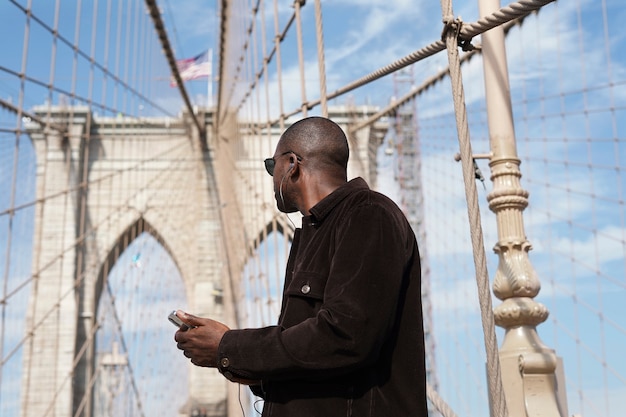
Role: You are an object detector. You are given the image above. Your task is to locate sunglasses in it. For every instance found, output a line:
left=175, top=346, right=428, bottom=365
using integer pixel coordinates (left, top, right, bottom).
left=264, top=151, right=302, bottom=176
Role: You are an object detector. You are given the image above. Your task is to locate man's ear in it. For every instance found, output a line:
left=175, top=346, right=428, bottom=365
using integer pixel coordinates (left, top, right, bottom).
left=288, top=155, right=297, bottom=172
left=287, top=155, right=302, bottom=182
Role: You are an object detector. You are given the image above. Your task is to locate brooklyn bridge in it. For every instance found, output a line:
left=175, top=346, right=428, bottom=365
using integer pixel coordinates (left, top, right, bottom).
left=0, top=0, right=624, bottom=416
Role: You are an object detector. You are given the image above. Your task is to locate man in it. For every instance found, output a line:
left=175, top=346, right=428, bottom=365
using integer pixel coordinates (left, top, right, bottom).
left=175, top=116, right=427, bottom=416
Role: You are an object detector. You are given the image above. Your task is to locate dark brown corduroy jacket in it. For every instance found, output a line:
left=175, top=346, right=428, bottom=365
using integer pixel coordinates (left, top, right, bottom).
left=218, top=177, right=427, bottom=416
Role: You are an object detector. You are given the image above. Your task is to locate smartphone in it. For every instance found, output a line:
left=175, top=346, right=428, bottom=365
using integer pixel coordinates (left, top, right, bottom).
left=168, top=310, right=192, bottom=331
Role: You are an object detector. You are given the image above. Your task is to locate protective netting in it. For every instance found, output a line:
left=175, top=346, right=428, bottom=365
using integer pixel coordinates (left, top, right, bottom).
left=1, top=0, right=624, bottom=416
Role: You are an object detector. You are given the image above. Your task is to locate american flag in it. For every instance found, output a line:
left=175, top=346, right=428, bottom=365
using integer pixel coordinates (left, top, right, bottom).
left=171, top=50, right=211, bottom=86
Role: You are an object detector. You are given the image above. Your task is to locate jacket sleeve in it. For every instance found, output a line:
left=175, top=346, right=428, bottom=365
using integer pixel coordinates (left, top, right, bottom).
left=217, top=202, right=414, bottom=381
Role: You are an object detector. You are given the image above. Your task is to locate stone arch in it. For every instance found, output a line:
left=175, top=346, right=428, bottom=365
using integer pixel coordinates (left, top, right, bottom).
left=93, top=216, right=182, bottom=315
left=72, top=217, right=188, bottom=416
left=252, top=216, right=295, bottom=252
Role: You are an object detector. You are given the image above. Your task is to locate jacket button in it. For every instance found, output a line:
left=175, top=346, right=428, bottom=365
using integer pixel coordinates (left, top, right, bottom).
left=301, top=284, right=311, bottom=294
left=220, top=357, right=230, bottom=368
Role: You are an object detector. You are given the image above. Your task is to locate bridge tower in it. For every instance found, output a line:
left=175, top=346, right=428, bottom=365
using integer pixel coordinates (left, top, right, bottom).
left=22, top=106, right=227, bottom=416
left=21, top=105, right=388, bottom=417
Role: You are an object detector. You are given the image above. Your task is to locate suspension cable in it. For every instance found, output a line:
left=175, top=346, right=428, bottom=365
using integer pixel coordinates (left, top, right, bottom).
left=144, top=0, right=203, bottom=135
left=313, top=0, right=328, bottom=117
left=6, top=0, right=176, bottom=118
left=267, top=0, right=556, bottom=126
left=216, top=0, right=229, bottom=130
left=427, top=383, right=459, bottom=417
left=231, top=8, right=298, bottom=121
left=439, top=5, right=509, bottom=417
left=218, top=0, right=263, bottom=127
left=0, top=99, right=66, bottom=133
left=294, top=0, right=308, bottom=117
left=348, top=14, right=529, bottom=134
left=459, top=0, right=555, bottom=41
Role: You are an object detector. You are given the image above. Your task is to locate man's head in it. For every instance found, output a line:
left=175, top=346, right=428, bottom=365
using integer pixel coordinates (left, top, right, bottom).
left=266, top=116, right=349, bottom=214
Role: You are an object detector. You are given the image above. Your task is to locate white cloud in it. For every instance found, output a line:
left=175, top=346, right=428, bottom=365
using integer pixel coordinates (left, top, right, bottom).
left=552, top=225, right=626, bottom=266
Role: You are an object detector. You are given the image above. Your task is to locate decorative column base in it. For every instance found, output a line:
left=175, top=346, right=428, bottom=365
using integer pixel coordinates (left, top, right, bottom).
left=496, top=324, right=569, bottom=417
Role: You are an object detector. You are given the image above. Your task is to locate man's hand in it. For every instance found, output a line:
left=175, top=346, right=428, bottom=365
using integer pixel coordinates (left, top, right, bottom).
left=174, top=310, right=229, bottom=367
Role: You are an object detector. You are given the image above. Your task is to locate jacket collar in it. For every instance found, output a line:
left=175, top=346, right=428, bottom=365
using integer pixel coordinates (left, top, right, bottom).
left=306, top=177, right=369, bottom=224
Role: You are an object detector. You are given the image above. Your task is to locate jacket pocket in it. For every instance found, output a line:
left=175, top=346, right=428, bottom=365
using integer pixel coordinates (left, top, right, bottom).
left=285, top=270, right=326, bottom=299
left=280, top=271, right=327, bottom=327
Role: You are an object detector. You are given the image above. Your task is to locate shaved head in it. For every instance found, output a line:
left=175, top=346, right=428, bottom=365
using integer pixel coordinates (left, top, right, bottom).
left=278, top=116, right=349, bottom=176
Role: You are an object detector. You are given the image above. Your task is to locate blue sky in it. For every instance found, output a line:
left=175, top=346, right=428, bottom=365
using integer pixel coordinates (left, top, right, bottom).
left=184, top=1, right=623, bottom=416
left=1, top=0, right=625, bottom=416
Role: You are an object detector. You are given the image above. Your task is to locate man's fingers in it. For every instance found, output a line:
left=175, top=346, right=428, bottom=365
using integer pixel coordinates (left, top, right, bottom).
left=176, top=310, right=201, bottom=327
